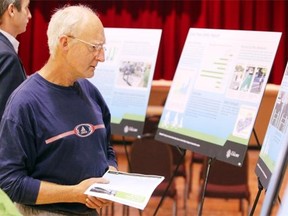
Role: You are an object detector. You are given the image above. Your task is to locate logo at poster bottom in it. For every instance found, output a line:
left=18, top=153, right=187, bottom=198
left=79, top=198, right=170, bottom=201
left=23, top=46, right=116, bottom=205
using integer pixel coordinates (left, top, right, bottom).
left=226, top=149, right=240, bottom=158
left=124, top=125, right=138, bottom=134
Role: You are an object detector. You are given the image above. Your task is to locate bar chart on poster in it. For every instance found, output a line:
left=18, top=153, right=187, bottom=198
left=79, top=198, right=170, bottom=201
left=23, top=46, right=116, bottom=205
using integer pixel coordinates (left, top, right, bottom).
left=255, top=62, right=288, bottom=189
left=89, top=28, right=162, bottom=137
left=155, top=28, right=281, bottom=166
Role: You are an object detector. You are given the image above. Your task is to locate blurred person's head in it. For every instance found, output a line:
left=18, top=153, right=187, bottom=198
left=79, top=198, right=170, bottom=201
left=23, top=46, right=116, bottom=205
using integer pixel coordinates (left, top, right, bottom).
left=0, top=0, right=31, bottom=37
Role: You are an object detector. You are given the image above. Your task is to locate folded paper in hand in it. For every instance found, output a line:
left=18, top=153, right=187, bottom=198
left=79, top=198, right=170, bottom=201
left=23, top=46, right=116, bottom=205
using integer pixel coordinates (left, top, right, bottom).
left=85, top=170, right=164, bottom=210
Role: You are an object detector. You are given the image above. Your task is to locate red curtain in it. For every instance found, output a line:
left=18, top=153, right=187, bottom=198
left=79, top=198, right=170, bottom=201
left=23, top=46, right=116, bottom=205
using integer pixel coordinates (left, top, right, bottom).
left=18, top=0, right=287, bottom=84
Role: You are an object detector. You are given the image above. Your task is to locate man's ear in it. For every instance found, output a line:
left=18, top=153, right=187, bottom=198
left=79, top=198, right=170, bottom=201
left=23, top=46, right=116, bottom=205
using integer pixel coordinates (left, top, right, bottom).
left=7, top=4, right=15, bottom=17
left=59, top=35, right=69, bottom=51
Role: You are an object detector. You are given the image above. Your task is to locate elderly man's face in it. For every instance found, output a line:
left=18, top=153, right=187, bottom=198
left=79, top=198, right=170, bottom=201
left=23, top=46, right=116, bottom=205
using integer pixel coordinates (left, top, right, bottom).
left=67, top=15, right=106, bottom=80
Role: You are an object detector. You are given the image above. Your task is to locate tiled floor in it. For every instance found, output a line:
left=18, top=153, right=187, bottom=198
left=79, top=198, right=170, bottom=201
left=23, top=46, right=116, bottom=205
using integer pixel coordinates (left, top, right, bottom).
left=101, top=144, right=288, bottom=216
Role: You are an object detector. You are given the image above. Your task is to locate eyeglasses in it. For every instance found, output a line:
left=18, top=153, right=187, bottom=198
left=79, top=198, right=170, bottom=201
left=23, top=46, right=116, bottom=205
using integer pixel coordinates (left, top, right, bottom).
left=67, top=35, right=106, bottom=53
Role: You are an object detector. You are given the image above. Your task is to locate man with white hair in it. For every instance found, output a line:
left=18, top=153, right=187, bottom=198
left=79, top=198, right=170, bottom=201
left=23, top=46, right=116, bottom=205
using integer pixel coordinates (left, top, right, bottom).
left=0, top=0, right=31, bottom=120
left=0, top=4, right=117, bottom=216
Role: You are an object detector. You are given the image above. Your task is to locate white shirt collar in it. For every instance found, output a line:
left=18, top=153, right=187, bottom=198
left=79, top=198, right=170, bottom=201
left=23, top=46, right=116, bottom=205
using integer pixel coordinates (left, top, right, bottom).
left=0, top=29, right=20, bottom=53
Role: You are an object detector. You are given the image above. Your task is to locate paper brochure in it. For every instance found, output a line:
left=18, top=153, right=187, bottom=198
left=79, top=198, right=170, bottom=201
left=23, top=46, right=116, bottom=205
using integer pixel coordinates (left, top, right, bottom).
left=85, top=170, right=164, bottom=210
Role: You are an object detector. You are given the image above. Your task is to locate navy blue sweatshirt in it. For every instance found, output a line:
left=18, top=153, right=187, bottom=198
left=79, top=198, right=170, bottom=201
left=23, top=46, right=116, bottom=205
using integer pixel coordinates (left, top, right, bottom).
left=0, top=73, right=117, bottom=215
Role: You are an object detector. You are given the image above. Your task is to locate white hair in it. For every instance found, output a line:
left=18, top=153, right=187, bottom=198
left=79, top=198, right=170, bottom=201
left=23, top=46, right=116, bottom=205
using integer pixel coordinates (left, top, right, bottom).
left=47, top=4, right=97, bottom=57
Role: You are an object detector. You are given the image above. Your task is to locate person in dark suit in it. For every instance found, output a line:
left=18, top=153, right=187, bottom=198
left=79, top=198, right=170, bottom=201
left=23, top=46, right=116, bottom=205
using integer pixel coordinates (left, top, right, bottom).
left=0, top=0, right=32, bottom=120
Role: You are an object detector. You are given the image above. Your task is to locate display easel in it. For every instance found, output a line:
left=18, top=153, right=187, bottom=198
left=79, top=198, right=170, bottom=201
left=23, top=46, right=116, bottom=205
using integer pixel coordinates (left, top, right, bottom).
left=250, top=152, right=286, bottom=216
left=260, top=137, right=288, bottom=215
left=154, top=29, right=281, bottom=215
left=249, top=128, right=263, bottom=216
left=249, top=129, right=283, bottom=216
left=197, top=127, right=260, bottom=216
left=153, top=146, right=186, bottom=216
left=252, top=128, right=261, bottom=149
left=249, top=177, right=264, bottom=216
left=197, top=157, right=214, bottom=216
left=251, top=61, right=288, bottom=215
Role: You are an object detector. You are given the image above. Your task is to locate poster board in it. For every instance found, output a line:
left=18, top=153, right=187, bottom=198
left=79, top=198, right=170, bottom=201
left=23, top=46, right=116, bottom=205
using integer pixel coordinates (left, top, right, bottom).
left=259, top=126, right=288, bottom=215
left=89, top=28, right=162, bottom=137
left=155, top=28, right=281, bottom=166
left=255, top=62, right=288, bottom=189
left=276, top=180, right=288, bottom=216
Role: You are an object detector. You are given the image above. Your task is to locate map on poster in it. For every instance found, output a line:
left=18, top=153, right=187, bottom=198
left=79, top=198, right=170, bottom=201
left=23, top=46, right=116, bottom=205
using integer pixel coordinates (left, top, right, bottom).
left=255, top=62, right=288, bottom=188
left=155, top=28, right=281, bottom=166
left=89, top=28, right=162, bottom=137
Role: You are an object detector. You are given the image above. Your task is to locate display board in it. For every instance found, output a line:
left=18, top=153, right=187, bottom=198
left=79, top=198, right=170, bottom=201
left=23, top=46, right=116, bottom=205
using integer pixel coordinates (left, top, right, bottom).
left=255, top=62, right=288, bottom=189
left=276, top=180, right=288, bottom=216
left=89, top=28, right=162, bottom=137
left=155, top=28, right=281, bottom=166
left=259, top=123, right=288, bottom=215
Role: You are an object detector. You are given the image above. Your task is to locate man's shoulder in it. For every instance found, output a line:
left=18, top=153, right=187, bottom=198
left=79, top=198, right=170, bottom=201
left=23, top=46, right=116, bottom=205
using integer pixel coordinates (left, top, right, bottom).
left=8, top=76, right=38, bottom=103
left=0, top=34, right=13, bottom=52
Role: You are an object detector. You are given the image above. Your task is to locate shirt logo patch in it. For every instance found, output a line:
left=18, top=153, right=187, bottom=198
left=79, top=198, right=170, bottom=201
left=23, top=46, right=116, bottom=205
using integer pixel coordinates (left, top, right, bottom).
left=74, top=124, right=94, bottom=137
left=45, top=124, right=105, bottom=144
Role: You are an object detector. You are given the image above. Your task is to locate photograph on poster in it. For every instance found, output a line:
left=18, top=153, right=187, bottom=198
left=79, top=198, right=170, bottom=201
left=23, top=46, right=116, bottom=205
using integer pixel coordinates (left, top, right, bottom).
left=230, top=65, right=267, bottom=94
left=117, top=61, right=151, bottom=88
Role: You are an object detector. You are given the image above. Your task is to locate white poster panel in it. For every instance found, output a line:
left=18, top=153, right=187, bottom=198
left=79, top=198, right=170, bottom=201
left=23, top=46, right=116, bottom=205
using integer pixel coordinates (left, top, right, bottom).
left=256, top=62, right=288, bottom=188
left=89, top=28, right=162, bottom=137
left=155, top=28, right=281, bottom=166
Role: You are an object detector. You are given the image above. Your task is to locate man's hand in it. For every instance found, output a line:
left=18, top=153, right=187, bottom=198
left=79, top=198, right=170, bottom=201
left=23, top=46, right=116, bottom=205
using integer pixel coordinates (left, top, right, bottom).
left=76, top=177, right=109, bottom=204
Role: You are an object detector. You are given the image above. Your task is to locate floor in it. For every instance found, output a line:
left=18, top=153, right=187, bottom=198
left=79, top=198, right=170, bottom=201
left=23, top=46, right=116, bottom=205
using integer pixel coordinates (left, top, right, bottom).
left=101, top=144, right=288, bottom=216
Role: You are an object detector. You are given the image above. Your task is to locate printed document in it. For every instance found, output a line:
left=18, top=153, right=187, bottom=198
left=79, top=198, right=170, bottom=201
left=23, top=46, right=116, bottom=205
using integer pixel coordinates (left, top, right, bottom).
left=85, top=170, right=164, bottom=210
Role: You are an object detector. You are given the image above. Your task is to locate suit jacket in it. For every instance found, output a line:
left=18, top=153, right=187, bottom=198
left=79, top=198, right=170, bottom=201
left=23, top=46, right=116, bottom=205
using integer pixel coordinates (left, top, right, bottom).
left=0, top=32, right=27, bottom=120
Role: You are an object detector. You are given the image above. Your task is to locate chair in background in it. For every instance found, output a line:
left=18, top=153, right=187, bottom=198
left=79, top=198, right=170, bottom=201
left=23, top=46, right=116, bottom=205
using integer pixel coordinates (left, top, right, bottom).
left=198, top=156, right=251, bottom=215
left=126, top=135, right=178, bottom=216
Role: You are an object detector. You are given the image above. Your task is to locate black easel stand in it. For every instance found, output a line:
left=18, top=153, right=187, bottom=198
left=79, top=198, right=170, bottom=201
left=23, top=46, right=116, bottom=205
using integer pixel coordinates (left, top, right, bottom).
left=197, top=157, right=213, bottom=216
left=260, top=138, right=288, bottom=215
left=153, top=146, right=186, bottom=216
left=249, top=128, right=284, bottom=215
left=249, top=177, right=264, bottom=216
left=248, top=128, right=263, bottom=216
left=253, top=128, right=262, bottom=148
left=121, top=136, right=143, bottom=216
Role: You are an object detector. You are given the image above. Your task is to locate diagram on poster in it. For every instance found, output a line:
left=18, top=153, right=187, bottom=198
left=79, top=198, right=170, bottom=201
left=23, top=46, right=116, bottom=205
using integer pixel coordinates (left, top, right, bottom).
left=89, top=28, right=162, bottom=137
left=255, top=62, right=288, bottom=188
left=155, top=28, right=281, bottom=166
